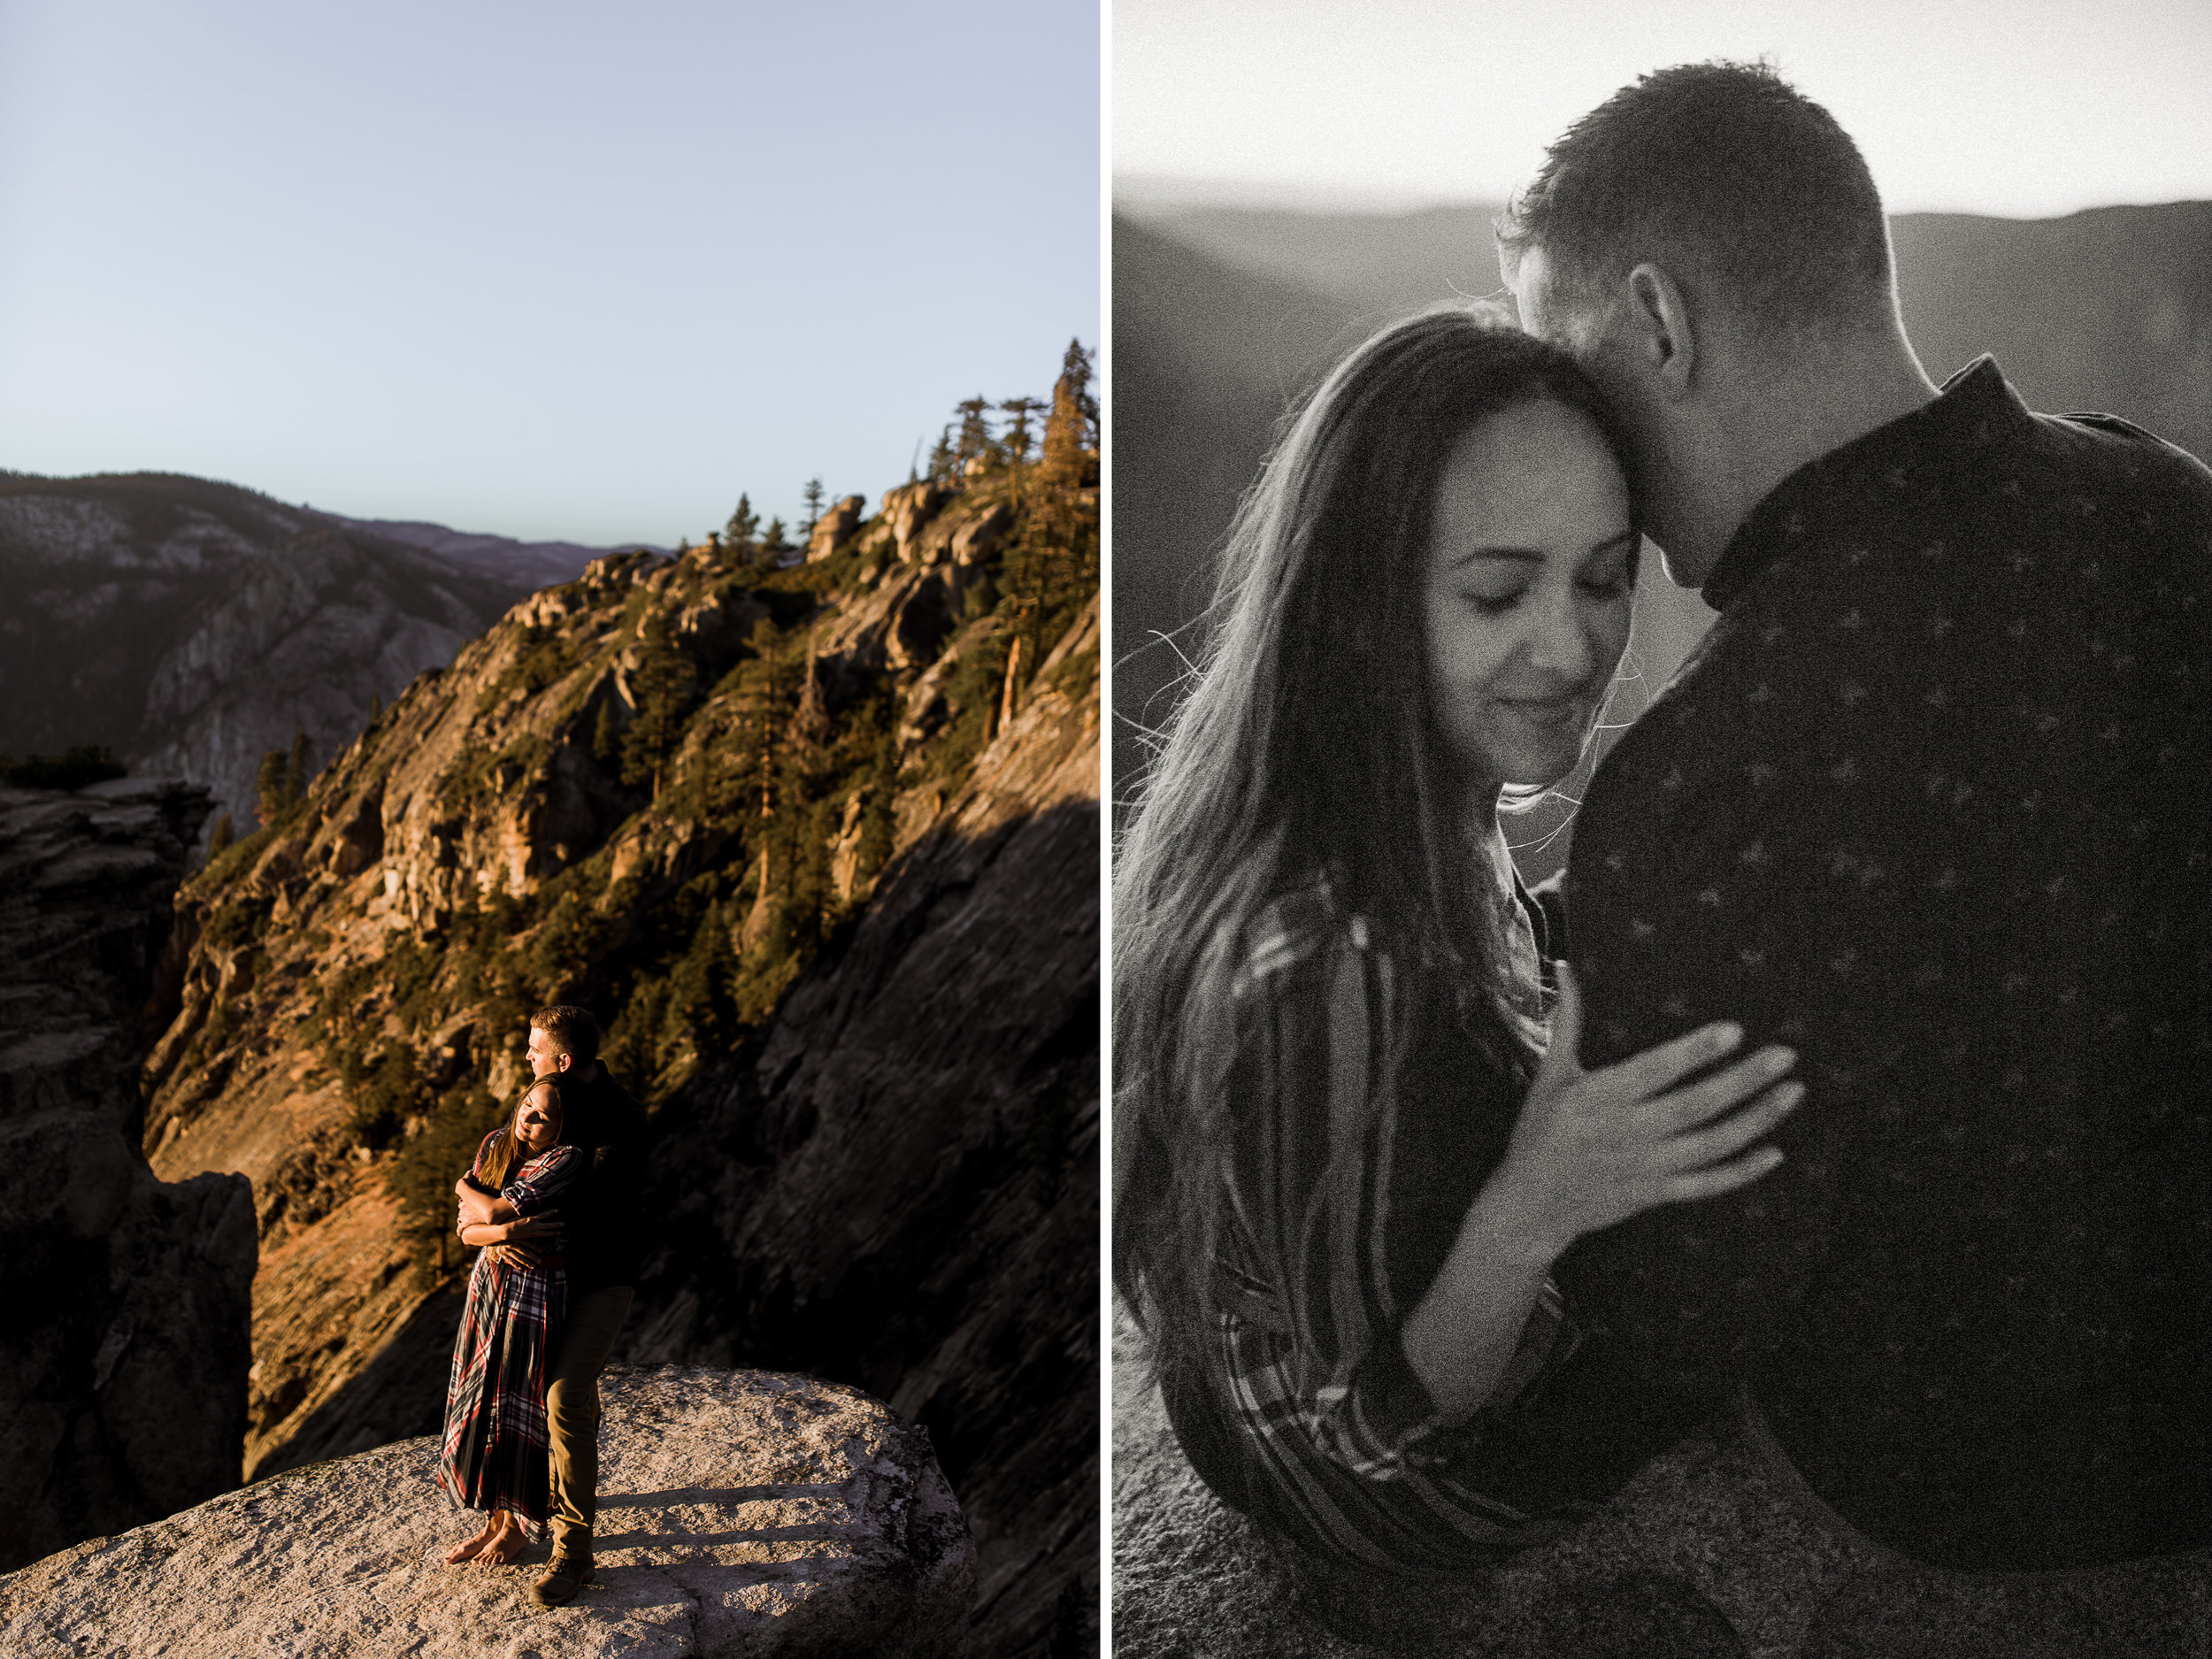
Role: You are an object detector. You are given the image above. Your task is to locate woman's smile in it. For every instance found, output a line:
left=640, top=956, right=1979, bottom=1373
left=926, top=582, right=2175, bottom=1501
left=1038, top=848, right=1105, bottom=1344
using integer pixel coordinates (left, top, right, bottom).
left=1491, top=689, right=1600, bottom=727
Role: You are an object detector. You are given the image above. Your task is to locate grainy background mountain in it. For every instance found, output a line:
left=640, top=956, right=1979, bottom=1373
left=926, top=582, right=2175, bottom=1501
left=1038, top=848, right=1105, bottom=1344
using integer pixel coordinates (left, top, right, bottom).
left=1113, top=197, right=2212, bottom=873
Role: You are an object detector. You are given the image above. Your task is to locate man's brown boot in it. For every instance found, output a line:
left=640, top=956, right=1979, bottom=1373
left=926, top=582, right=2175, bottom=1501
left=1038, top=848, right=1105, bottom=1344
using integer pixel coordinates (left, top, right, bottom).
left=531, top=1552, right=592, bottom=1609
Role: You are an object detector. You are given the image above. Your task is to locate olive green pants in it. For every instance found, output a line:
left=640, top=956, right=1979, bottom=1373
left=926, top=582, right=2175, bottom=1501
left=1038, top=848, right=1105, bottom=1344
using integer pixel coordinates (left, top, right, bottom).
left=548, top=1285, right=634, bottom=1561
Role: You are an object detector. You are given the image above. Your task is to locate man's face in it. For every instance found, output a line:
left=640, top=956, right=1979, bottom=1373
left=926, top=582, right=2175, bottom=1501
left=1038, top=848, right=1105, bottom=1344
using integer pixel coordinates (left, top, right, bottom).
left=1508, top=243, right=1700, bottom=583
left=526, top=1025, right=570, bottom=1079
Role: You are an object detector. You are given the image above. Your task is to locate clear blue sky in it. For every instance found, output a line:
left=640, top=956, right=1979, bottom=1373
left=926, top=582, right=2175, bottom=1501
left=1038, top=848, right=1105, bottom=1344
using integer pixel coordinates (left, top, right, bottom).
left=1116, top=0, right=2212, bottom=219
left=0, top=0, right=1100, bottom=545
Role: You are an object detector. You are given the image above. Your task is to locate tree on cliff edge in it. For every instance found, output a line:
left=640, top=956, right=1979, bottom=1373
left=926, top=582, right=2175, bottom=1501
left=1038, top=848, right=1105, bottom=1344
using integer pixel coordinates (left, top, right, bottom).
left=256, top=749, right=288, bottom=827
left=620, top=613, right=697, bottom=800
left=998, top=339, right=1100, bottom=718
left=723, top=493, right=761, bottom=560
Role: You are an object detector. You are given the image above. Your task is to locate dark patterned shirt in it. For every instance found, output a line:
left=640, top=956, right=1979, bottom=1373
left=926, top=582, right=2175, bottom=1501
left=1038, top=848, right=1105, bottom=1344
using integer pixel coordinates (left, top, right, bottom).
left=1552, top=357, right=2212, bottom=1571
left=555, top=1068, right=649, bottom=1294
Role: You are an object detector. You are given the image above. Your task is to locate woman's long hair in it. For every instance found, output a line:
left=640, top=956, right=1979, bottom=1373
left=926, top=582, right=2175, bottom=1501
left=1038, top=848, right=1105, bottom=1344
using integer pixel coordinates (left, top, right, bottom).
left=480, top=1079, right=566, bottom=1192
left=1112, top=303, right=1641, bottom=1381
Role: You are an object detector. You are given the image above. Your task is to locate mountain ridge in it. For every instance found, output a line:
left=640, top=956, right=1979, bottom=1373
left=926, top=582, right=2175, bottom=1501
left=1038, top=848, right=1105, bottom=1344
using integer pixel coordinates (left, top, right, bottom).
left=0, top=468, right=667, bottom=848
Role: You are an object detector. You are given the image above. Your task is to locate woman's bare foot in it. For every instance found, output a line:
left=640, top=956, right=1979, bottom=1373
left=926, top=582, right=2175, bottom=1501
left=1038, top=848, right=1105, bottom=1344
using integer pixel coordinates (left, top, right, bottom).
left=475, top=1512, right=526, bottom=1566
left=445, top=1515, right=503, bottom=1564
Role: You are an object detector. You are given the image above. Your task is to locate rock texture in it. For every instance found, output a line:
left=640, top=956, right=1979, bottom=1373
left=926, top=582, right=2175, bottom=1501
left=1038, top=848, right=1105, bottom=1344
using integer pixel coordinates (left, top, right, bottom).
left=0, top=1365, right=974, bottom=1658
left=0, top=471, right=642, bottom=848
left=0, top=778, right=256, bottom=1571
left=138, top=426, right=1097, bottom=1655
left=805, top=495, right=866, bottom=563
left=626, top=599, right=1101, bottom=1659
left=1114, top=1329, right=2212, bottom=1658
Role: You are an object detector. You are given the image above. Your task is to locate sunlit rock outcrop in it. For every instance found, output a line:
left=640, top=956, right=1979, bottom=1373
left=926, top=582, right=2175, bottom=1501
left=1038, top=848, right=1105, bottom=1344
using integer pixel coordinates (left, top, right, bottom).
left=0, top=1366, right=973, bottom=1658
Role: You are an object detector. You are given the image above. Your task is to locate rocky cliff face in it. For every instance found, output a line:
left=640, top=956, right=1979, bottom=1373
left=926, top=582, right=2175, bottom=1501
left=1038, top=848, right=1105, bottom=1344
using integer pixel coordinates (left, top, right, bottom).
left=621, top=600, right=1099, bottom=1658
left=1, top=1365, right=974, bottom=1659
left=0, top=777, right=256, bottom=1571
left=0, top=471, right=633, bottom=847
left=141, top=434, right=1097, bottom=1655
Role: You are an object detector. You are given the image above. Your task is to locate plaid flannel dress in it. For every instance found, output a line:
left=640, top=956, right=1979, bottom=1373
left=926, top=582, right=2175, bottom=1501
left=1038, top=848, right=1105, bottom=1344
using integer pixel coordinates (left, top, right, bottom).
left=435, top=1135, right=582, bottom=1533
left=1199, top=875, right=1588, bottom=1571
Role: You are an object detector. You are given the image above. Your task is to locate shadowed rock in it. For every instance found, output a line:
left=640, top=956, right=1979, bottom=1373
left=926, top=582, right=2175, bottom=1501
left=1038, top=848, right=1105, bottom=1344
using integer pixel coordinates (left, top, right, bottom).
left=1114, top=1329, right=2211, bottom=1658
left=0, top=1365, right=974, bottom=1658
left=0, top=776, right=254, bottom=1572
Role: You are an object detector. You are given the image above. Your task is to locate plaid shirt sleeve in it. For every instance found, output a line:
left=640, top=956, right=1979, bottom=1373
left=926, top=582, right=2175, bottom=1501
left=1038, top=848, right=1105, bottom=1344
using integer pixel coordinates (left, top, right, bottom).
left=1223, top=902, right=1577, bottom=1481
left=503, top=1144, right=584, bottom=1213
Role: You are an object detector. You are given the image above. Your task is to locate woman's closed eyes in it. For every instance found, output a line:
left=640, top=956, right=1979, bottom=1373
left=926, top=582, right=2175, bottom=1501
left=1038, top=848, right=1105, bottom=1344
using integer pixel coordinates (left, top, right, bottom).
left=1452, top=536, right=1638, bottom=614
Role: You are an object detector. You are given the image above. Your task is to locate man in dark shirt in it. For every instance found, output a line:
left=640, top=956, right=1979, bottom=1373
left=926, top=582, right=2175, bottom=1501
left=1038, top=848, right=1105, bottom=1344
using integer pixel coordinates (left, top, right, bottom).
left=457, top=1004, right=649, bottom=1606
left=1498, top=62, right=2212, bottom=1577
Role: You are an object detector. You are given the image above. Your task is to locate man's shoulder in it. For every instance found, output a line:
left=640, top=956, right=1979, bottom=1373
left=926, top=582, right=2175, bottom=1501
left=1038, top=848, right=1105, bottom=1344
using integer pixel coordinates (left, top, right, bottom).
left=587, top=1068, right=643, bottom=1110
left=2039, top=405, right=2212, bottom=470
left=582, top=1070, right=649, bottom=1137
left=2019, top=405, right=2212, bottom=514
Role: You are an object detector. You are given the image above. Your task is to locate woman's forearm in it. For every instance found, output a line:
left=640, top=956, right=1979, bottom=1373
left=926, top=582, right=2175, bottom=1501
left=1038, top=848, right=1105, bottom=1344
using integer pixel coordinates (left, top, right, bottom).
left=1395, top=1176, right=1565, bottom=1425
left=452, top=1185, right=518, bottom=1228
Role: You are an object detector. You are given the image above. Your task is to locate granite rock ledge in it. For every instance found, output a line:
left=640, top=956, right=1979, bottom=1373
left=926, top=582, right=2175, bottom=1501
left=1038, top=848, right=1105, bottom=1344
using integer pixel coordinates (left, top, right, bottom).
left=0, top=1364, right=976, bottom=1659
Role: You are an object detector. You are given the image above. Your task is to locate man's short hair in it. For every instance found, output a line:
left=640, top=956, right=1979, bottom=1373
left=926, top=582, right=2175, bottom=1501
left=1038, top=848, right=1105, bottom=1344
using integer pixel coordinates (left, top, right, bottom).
left=530, top=1005, right=601, bottom=1065
left=1499, top=59, right=1893, bottom=342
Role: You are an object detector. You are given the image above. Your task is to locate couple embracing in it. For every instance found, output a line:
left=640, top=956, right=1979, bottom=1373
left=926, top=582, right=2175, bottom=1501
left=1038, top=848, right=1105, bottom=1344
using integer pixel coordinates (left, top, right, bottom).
left=434, top=1005, right=649, bottom=1611
left=1117, top=62, right=2211, bottom=1647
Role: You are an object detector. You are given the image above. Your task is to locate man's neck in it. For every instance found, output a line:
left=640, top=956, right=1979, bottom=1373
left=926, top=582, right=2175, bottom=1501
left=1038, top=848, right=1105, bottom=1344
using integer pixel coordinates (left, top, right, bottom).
left=1671, top=322, right=1940, bottom=588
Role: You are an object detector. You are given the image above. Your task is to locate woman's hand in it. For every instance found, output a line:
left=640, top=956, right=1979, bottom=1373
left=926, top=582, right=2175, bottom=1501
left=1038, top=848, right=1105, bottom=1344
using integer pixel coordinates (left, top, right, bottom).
left=484, top=1211, right=561, bottom=1265
left=1486, top=963, right=1802, bottom=1260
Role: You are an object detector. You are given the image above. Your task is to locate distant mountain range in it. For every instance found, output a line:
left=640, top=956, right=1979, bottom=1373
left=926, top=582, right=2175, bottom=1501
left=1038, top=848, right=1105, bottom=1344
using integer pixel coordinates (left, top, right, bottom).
left=313, top=511, right=662, bottom=594
left=0, top=470, right=661, bottom=845
left=1113, top=197, right=2212, bottom=873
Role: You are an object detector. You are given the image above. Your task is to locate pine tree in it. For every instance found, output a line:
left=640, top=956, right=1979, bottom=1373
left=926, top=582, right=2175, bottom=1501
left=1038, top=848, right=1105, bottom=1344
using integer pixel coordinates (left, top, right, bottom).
left=955, top=396, right=995, bottom=468
left=761, top=517, right=788, bottom=557
left=1040, top=339, right=1096, bottom=489
left=723, top=494, right=761, bottom=554
left=285, top=727, right=311, bottom=807
left=927, top=425, right=956, bottom=480
left=1000, top=396, right=1047, bottom=471
left=801, top=477, right=825, bottom=536
left=618, top=612, right=698, bottom=799
left=256, top=749, right=289, bottom=827
left=1005, top=338, right=1103, bottom=692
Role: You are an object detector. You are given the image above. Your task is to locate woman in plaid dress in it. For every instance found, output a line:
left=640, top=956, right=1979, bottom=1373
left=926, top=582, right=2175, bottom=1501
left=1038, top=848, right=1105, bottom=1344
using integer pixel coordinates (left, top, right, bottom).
left=438, top=1079, right=582, bottom=1566
left=1114, top=311, right=1804, bottom=1595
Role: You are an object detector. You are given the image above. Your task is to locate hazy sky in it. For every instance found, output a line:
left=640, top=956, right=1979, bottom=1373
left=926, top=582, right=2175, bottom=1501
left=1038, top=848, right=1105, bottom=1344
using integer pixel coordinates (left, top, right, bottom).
left=1115, top=0, right=2212, bottom=219
left=0, top=0, right=1100, bottom=545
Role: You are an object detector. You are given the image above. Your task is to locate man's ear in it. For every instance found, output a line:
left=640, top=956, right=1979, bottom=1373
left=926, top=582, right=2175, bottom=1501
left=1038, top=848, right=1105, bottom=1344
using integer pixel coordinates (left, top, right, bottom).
left=1623, top=262, right=1698, bottom=400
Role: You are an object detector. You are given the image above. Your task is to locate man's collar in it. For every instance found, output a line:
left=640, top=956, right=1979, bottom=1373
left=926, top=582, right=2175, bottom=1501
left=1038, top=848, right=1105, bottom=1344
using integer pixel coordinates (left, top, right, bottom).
left=1699, top=357, right=2031, bottom=611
